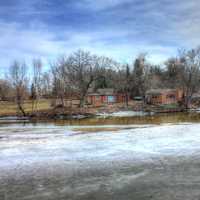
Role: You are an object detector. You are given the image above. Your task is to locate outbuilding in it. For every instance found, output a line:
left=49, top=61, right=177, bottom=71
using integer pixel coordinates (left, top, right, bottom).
left=145, top=89, right=183, bottom=105
left=87, top=88, right=127, bottom=107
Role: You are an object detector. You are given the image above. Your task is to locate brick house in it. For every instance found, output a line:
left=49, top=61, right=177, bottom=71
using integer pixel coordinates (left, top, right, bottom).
left=87, top=88, right=127, bottom=107
left=145, top=89, right=184, bottom=105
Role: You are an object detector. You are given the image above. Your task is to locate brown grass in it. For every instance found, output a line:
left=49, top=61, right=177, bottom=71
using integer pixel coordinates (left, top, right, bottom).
left=0, top=100, right=51, bottom=116
left=0, top=99, right=139, bottom=117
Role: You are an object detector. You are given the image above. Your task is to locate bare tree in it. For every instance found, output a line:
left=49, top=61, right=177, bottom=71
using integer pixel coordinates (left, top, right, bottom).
left=9, top=61, right=28, bottom=116
left=125, top=64, right=131, bottom=106
left=40, top=72, right=52, bottom=98
left=164, top=58, right=182, bottom=88
left=114, top=64, right=132, bottom=107
left=62, top=50, right=103, bottom=107
left=31, top=59, right=43, bottom=111
left=51, top=61, right=66, bottom=108
left=0, top=79, right=13, bottom=101
left=178, top=48, right=200, bottom=108
left=93, top=58, right=119, bottom=90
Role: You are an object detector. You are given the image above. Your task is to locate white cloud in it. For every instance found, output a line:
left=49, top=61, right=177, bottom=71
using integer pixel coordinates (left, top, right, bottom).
left=0, top=19, right=176, bottom=71
left=170, top=0, right=200, bottom=48
left=1, top=0, right=200, bottom=71
left=0, top=21, right=63, bottom=69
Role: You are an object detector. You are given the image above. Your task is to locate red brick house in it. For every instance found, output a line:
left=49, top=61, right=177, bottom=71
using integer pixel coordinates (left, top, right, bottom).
left=145, top=89, right=184, bottom=105
left=87, top=88, right=127, bottom=107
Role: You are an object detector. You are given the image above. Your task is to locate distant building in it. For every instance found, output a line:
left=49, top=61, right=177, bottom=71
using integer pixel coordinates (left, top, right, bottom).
left=145, top=89, right=183, bottom=105
left=87, top=88, right=127, bottom=107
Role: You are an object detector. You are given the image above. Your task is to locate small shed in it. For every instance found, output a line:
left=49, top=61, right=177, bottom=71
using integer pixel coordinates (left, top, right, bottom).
left=87, top=88, right=127, bottom=107
left=145, top=89, right=183, bottom=105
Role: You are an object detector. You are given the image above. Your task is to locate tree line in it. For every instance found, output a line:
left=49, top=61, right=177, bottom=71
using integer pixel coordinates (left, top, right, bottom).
left=1, top=47, right=200, bottom=116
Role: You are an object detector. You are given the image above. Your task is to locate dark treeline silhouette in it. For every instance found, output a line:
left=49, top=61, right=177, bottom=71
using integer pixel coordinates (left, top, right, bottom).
left=1, top=47, right=200, bottom=116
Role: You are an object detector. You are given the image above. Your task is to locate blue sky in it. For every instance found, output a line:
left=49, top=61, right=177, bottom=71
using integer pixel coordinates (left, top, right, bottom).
left=0, top=0, right=199, bottom=72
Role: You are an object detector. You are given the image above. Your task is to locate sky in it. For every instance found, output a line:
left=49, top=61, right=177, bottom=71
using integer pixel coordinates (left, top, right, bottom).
left=0, top=0, right=200, bottom=72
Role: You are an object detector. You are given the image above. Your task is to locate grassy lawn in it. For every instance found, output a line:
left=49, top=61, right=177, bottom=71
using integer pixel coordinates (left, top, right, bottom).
left=0, top=100, right=52, bottom=116
left=159, top=103, right=179, bottom=109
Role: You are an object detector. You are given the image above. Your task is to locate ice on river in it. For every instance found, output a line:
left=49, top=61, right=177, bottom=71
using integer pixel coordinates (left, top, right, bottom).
left=0, top=122, right=200, bottom=170
left=2, top=123, right=200, bottom=200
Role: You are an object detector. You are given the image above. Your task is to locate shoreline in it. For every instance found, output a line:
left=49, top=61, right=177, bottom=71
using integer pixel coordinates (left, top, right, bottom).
left=0, top=109, right=198, bottom=124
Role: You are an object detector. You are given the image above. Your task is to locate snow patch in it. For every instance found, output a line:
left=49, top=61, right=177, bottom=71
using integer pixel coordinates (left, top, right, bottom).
left=97, top=111, right=153, bottom=117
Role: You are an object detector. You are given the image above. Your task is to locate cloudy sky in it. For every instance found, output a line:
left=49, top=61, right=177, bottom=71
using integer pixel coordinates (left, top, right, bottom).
left=0, top=0, right=199, bottom=71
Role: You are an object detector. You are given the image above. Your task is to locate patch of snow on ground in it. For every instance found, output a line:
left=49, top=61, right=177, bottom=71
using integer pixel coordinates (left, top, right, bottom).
left=97, top=111, right=153, bottom=117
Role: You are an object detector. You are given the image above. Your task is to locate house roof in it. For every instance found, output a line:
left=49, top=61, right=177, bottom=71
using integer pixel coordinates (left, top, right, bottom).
left=146, top=89, right=177, bottom=95
left=87, top=93, right=101, bottom=96
left=88, top=88, right=115, bottom=96
left=97, top=88, right=114, bottom=95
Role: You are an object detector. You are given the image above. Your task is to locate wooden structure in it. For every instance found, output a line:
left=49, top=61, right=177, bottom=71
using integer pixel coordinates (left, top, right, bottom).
left=145, top=89, right=183, bottom=105
left=87, top=88, right=127, bottom=107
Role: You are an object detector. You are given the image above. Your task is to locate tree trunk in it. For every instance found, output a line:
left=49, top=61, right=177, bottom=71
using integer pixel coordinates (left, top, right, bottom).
left=80, top=94, right=86, bottom=108
left=183, top=93, right=191, bottom=110
left=60, top=95, right=65, bottom=108
left=16, top=92, right=26, bottom=117
left=125, top=92, right=129, bottom=107
left=17, top=101, right=26, bottom=117
left=31, top=99, right=34, bottom=113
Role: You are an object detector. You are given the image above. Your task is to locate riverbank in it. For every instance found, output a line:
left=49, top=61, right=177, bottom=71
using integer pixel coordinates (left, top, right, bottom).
left=0, top=100, right=144, bottom=120
left=0, top=100, right=196, bottom=121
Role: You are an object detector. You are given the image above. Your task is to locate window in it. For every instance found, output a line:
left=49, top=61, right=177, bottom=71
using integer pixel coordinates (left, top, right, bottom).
left=167, top=94, right=175, bottom=99
left=152, top=95, right=159, bottom=99
left=108, top=96, right=116, bottom=103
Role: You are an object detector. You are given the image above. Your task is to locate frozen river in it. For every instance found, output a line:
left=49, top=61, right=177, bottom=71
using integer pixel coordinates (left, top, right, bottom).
left=1, top=114, right=200, bottom=199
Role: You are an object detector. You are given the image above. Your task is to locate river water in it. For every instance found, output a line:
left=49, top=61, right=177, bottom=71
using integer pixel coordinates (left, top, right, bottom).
left=1, top=112, right=200, bottom=200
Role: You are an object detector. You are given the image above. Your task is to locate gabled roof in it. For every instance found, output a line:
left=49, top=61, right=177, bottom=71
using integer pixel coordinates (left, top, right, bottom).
left=97, top=88, right=114, bottom=95
left=88, top=88, right=115, bottom=96
left=146, top=89, right=177, bottom=95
